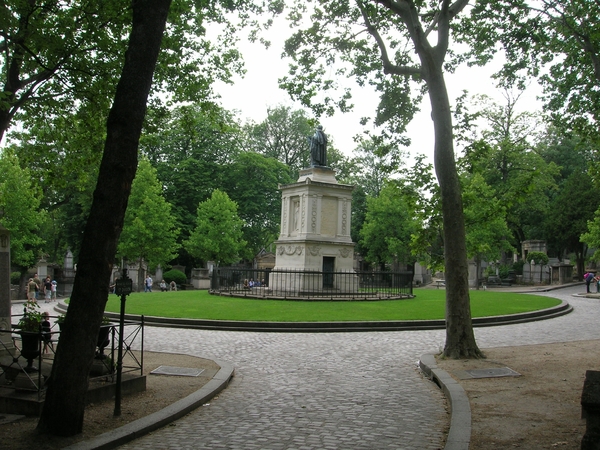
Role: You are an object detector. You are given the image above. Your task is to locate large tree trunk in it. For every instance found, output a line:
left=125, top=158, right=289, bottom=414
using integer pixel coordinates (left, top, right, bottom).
left=422, top=56, right=483, bottom=359
left=37, top=0, right=172, bottom=436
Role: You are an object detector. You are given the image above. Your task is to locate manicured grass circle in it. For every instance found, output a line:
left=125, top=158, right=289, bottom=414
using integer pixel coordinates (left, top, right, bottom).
left=103, top=288, right=561, bottom=322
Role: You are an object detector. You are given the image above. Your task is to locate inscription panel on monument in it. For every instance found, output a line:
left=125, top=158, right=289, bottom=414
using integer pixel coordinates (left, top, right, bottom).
left=320, top=197, right=338, bottom=236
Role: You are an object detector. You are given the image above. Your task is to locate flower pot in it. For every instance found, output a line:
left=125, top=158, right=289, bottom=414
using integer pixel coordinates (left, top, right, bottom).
left=19, top=332, right=41, bottom=371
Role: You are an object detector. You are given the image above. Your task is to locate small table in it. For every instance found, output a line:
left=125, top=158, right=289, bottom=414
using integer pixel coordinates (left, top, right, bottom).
left=436, top=280, right=445, bottom=289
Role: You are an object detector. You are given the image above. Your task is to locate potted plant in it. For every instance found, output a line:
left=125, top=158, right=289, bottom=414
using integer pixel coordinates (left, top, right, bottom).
left=17, top=300, right=42, bottom=371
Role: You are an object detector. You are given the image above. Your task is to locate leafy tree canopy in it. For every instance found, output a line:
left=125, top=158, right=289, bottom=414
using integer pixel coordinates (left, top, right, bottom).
left=141, top=103, right=244, bottom=239
left=456, top=93, right=559, bottom=248
left=0, top=149, right=45, bottom=269
left=224, top=151, right=293, bottom=258
left=185, top=189, right=246, bottom=266
left=0, top=0, right=248, bottom=142
left=457, top=0, right=600, bottom=144
left=461, top=172, right=513, bottom=264
left=359, top=182, right=415, bottom=270
left=243, top=104, right=314, bottom=175
left=117, top=158, right=180, bottom=271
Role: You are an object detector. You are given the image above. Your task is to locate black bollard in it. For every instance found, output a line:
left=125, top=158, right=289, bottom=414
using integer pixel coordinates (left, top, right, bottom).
left=581, top=370, right=600, bottom=449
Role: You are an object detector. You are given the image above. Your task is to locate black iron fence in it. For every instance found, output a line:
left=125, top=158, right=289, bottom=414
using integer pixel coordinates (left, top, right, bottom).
left=211, top=267, right=413, bottom=300
left=0, top=314, right=144, bottom=400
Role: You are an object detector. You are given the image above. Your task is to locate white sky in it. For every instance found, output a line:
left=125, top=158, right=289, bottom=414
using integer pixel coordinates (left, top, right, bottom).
left=213, top=18, right=543, bottom=168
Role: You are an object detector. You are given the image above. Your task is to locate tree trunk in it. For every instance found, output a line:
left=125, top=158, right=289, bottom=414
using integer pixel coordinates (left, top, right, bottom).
left=37, top=0, right=172, bottom=436
left=422, top=57, right=483, bottom=359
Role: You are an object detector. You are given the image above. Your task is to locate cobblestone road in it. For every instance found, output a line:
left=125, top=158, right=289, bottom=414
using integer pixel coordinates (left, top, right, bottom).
left=16, top=285, right=599, bottom=449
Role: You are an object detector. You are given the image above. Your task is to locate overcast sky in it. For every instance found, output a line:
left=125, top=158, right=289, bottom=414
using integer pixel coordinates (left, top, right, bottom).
left=213, top=19, right=542, bottom=168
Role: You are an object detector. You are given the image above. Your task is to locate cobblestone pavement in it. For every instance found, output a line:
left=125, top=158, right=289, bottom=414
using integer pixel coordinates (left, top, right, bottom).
left=14, top=285, right=599, bottom=449
left=126, top=329, right=448, bottom=449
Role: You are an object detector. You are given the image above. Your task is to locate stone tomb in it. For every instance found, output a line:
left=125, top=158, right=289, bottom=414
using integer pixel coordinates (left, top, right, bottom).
left=271, top=167, right=358, bottom=295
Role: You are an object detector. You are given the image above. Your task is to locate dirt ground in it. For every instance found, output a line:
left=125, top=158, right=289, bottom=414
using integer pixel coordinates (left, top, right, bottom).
left=0, top=352, right=220, bottom=450
left=435, top=339, right=600, bottom=450
left=2, top=340, right=597, bottom=449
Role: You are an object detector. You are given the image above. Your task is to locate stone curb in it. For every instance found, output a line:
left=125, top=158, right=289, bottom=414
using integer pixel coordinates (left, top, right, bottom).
left=420, top=353, right=470, bottom=450
left=53, top=299, right=572, bottom=332
left=62, top=360, right=235, bottom=450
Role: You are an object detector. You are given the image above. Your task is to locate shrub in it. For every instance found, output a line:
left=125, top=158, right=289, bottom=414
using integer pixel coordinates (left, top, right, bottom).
left=163, top=269, right=187, bottom=285
left=498, top=264, right=512, bottom=279
left=484, top=266, right=496, bottom=277
left=526, top=251, right=549, bottom=266
left=512, top=259, right=525, bottom=275
left=10, top=272, right=21, bottom=285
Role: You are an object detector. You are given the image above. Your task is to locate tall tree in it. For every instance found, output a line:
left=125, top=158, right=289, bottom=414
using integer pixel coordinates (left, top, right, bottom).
left=458, top=0, right=600, bottom=144
left=550, top=173, right=599, bottom=276
left=37, top=0, right=172, bottom=436
left=118, top=158, right=180, bottom=289
left=185, top=189, right=246, bottom=266
left=141, top=104, right=243, bottom=241
left=537, top=128, right=596, bottom=273
left=0, top=150, right=45, bottom=292
left=345, top=137, right=406, bottom=263
left=244, top=105, right=314, bottom=175
left=359, top=182, right=415, bottom=271
left=456, top=93, right=559, bottom=254
left=400, top=155, right=444, bottom=273
left=225, top=152, right=293, bottom=258
left=461, top=173, right=513, bottom=288
left=6, top=103, right=106, bottom=263
left=280, top=0, right=482, bottom=358
left=0, top=0, right=245, bottom=143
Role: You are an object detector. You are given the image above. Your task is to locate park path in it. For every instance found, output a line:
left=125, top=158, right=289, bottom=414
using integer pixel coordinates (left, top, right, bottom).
left=14, top=285, right=598, bottom=449
left=118, top=285, right=599, bottom=449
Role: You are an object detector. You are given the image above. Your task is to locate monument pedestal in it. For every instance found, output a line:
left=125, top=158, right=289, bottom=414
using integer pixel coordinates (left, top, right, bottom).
left=272, top=167, right=358, bottom=295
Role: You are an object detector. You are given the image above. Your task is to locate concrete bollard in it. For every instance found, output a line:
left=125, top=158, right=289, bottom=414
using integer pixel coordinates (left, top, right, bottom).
left=581, top=370, right=600, bottom=449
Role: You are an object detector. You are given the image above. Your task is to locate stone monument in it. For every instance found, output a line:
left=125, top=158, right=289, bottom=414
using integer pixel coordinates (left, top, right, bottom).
left=270, top=126, right=357, bottom=295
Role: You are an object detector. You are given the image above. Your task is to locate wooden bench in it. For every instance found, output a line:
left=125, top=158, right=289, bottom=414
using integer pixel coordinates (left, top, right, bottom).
left=435, top=280, right=446, bottom=289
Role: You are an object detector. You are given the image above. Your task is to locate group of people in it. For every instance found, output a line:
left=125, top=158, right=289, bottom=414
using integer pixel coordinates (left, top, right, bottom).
left=146, top=276, right=177, bottom=292
left=243, top=278, right=265, bottom=289
left=584, top=272, right=600, bottom=293
left=158, top=279, right=177, bottom=291
left=110, top=275, right=177, bottom=293
left=26, top=273, right=57, bottom=303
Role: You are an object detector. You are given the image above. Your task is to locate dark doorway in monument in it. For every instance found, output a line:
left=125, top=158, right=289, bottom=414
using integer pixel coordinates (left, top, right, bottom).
left=323, top=257, right=335, bottom=289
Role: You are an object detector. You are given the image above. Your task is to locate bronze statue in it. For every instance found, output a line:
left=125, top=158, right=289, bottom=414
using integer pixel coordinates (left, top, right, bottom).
left=308, top=125, right=327, bottom=167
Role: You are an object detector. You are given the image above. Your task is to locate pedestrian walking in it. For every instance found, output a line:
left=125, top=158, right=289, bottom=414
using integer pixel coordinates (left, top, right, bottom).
left=27, top=278, right=37, bottom=302
left=144, top=275, right=153, bottom=293
left=43, top=276, right=52, bottom=303
left=33, top=273, right=41, bottom=300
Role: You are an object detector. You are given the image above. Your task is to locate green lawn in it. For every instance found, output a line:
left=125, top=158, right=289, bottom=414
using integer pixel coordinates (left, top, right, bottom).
left=102, top=288, right=562, bottom=322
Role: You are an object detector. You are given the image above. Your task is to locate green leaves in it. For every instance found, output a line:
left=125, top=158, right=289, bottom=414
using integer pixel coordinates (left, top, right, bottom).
left=280, top=1, right=421, bottom=145
left=0, top=150, right=44, bottom=268
left=461, top=172, right=513, bottom=262
left=224, top=152, right=293, bottom=257
left=185, top=189, right=246, bottom=266
left=359, top=182, right=415, bottom=268
left=0, top=0, right=248, bottom=142
left=117, top=159, right=180, bottom=270
left=458, top=0, right=600, bottom=144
